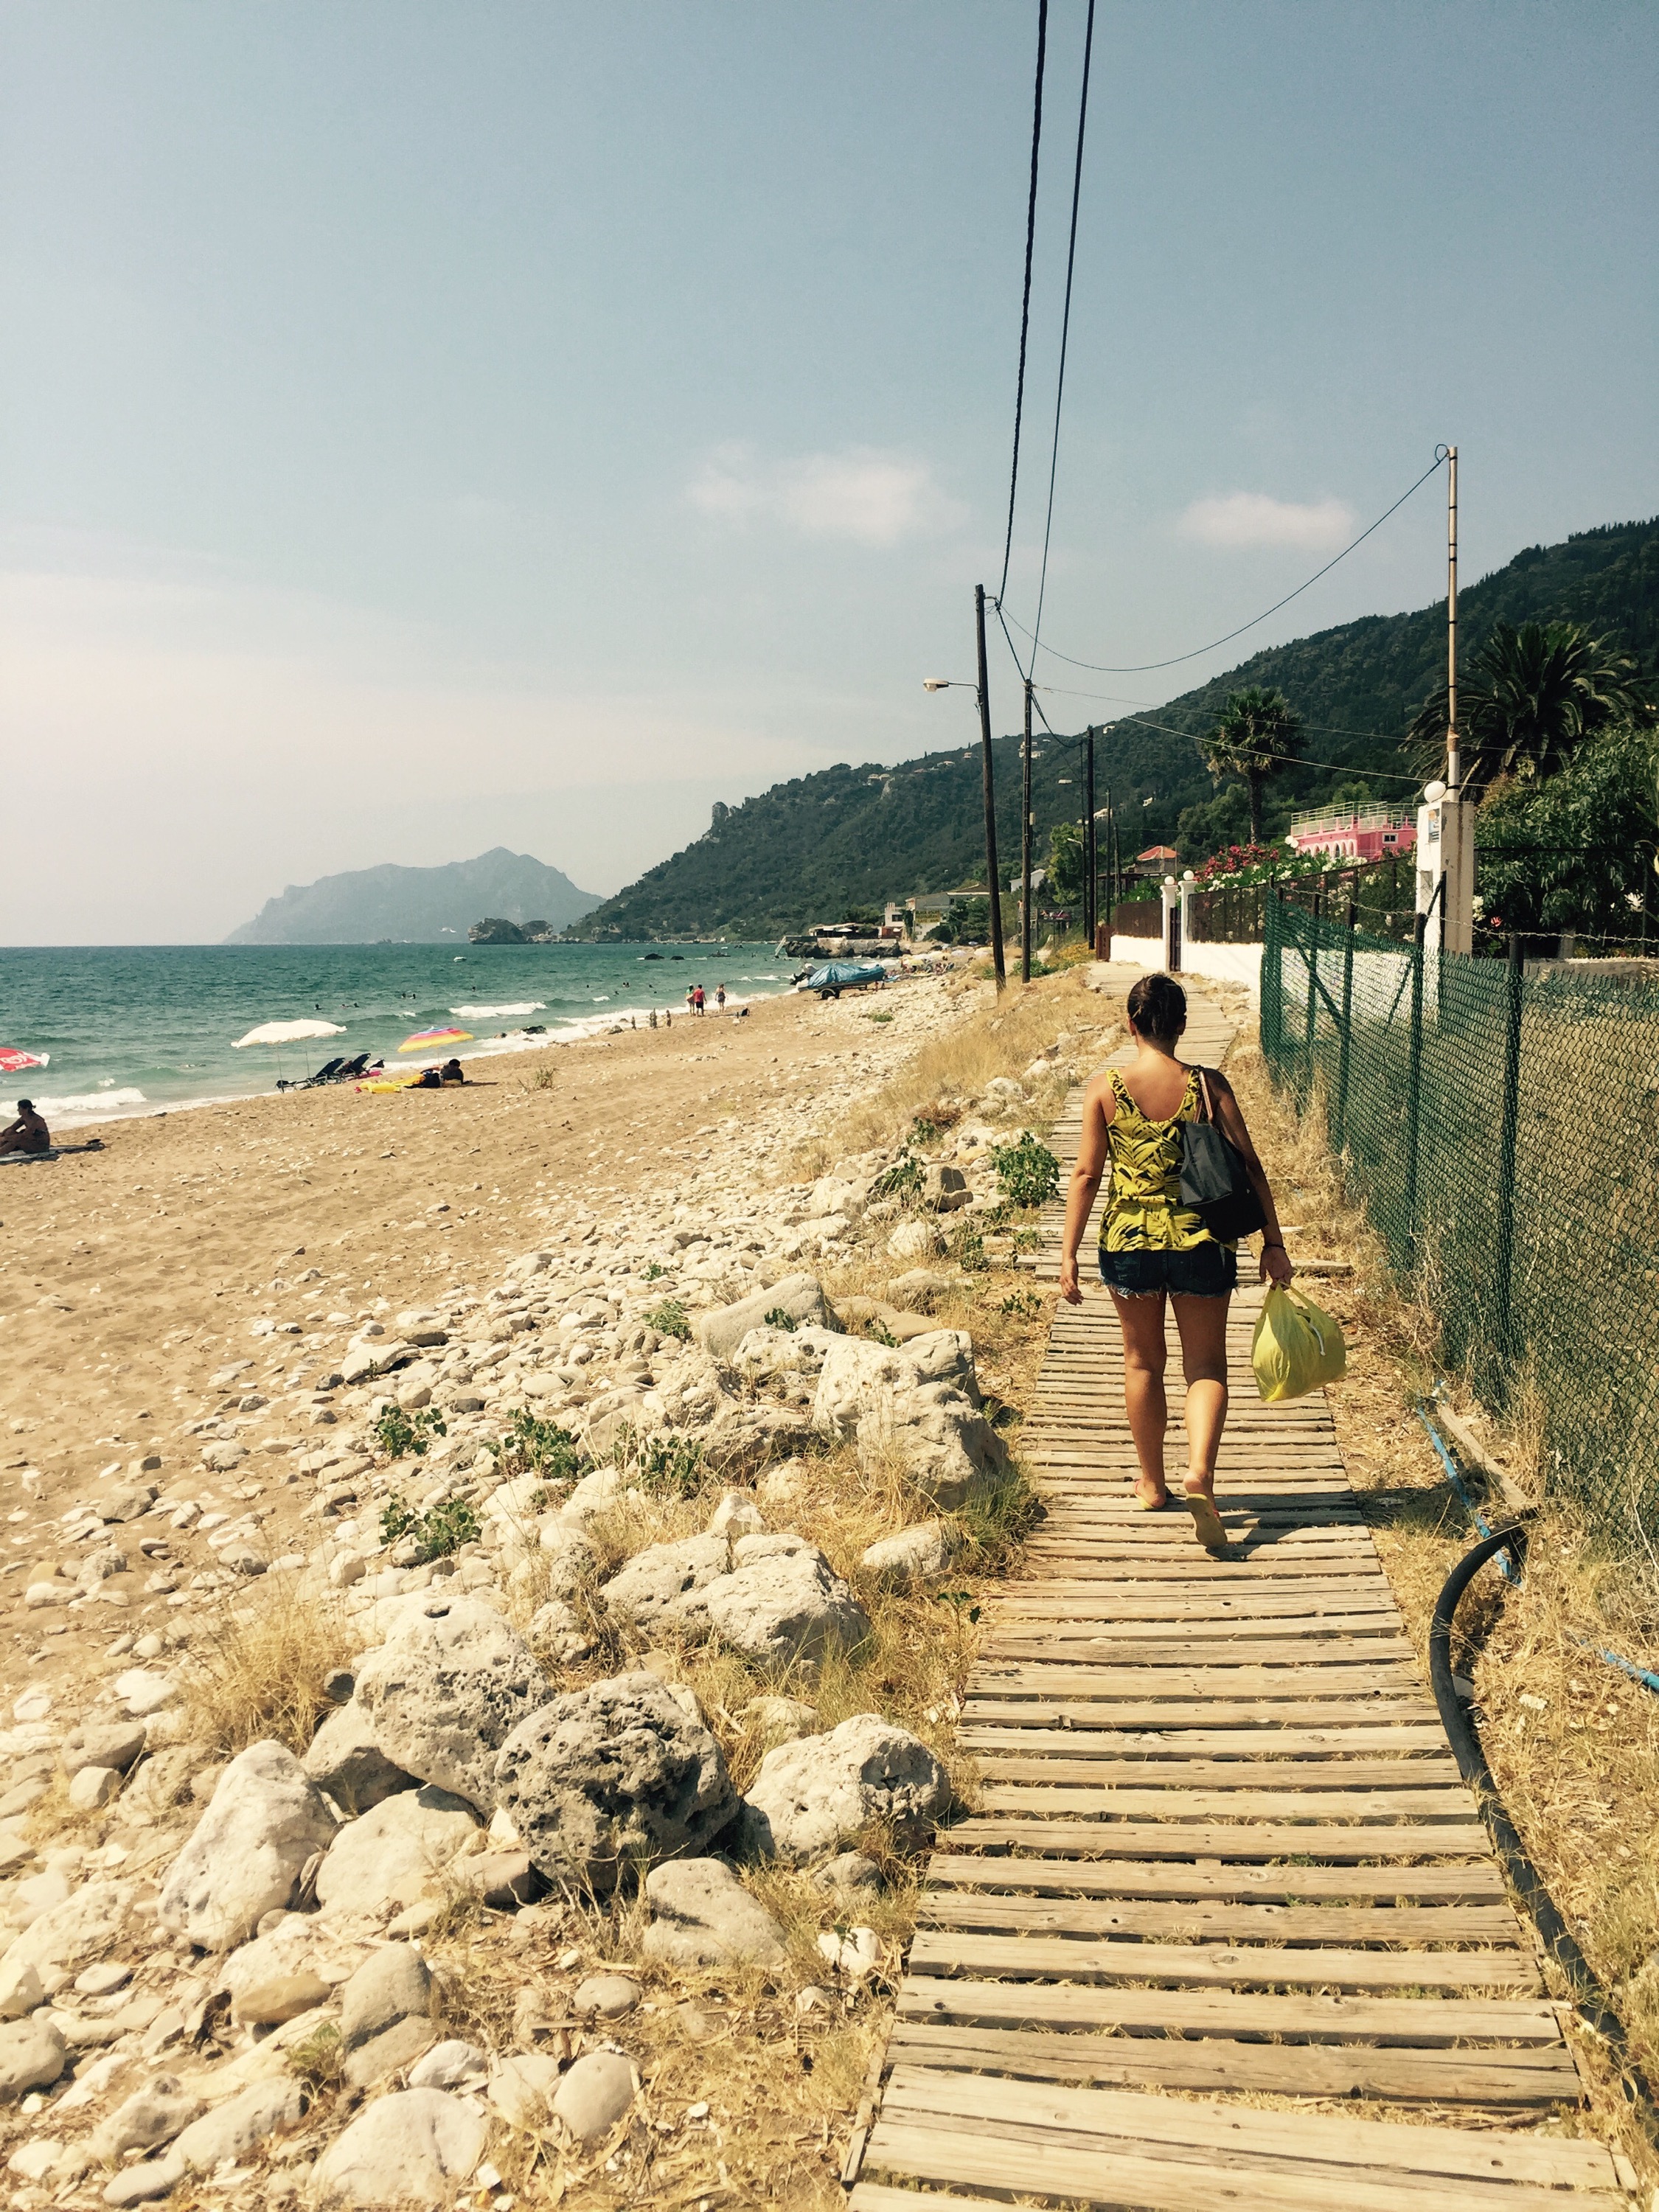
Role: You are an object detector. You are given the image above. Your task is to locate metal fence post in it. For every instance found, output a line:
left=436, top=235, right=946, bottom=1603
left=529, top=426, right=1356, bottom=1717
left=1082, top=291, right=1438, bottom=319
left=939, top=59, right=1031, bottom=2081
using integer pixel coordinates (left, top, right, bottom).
left=1302, top=890, right=1321, bottom=1099
left=1492, top=933, right=1525, bottom=1363
left=1333, top=899, right=1357, bottom=1153
left=1405, top=913, right=1426, bottom=1257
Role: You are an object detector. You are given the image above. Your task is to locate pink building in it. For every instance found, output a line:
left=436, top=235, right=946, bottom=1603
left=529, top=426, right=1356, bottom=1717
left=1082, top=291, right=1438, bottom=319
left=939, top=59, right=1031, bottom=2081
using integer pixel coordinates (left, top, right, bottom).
left=1286, top=805, right=1416, bottom=863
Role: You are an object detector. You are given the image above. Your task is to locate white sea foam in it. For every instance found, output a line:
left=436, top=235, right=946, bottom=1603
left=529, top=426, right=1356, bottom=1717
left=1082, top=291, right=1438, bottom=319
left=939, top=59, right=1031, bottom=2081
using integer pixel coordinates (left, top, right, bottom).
left=448, top=1002, right=546, bottom=1019
left=35, top=1088, right=149, bottom=1118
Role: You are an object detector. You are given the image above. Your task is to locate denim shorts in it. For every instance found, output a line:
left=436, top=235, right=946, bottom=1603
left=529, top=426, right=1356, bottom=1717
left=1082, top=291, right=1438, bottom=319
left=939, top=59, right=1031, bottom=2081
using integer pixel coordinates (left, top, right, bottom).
left=1098, top=1242, right=1237, bottom=1299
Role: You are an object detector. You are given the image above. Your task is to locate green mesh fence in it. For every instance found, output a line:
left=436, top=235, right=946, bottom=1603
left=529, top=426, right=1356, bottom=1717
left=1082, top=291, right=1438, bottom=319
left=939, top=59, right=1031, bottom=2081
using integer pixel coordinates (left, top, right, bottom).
left=1262, top=895, right=1659, bottom=1545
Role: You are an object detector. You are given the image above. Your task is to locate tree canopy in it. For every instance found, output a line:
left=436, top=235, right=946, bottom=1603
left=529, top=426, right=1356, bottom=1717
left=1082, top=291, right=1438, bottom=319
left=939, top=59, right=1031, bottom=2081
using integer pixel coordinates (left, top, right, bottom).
left=1203, top=688, right=1304, bottom=844
left=1410, top=619, right=1649, bottom=792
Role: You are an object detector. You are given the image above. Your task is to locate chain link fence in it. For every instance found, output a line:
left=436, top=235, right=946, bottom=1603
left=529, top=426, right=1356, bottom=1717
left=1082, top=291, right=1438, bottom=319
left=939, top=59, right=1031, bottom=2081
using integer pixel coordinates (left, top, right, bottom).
left=1262, top=894, right=1659, bottom=1546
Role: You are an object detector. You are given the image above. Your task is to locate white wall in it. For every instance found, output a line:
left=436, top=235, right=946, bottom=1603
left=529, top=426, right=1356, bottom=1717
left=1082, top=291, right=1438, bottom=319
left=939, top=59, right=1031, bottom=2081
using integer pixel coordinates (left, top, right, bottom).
left=1107, top=935, right=1264, bottom=996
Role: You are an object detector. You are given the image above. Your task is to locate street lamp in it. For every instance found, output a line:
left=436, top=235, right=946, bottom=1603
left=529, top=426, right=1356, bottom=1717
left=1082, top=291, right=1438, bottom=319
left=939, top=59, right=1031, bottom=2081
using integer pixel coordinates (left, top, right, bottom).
left=925, top=589, right=1006, bottom=990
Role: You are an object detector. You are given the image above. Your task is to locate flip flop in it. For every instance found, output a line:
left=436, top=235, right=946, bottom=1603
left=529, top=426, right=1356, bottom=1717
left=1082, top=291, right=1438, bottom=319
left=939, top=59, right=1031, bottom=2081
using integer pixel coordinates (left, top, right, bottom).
left=1135, top=1490, right=1171, bottom=1512
left=1183, top=1490, right=1227, bottom=1551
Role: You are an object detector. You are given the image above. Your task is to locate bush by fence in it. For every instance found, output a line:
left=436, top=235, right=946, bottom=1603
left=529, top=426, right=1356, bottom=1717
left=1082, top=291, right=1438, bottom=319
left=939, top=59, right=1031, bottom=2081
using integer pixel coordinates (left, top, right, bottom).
left=1262, top=894, right=1659, bottom=1546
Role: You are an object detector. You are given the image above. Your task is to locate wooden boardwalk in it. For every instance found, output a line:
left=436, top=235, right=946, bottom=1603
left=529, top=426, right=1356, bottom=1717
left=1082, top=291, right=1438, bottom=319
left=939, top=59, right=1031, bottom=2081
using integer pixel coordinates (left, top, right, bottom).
left=854, top=990, right=1631, bottom=2211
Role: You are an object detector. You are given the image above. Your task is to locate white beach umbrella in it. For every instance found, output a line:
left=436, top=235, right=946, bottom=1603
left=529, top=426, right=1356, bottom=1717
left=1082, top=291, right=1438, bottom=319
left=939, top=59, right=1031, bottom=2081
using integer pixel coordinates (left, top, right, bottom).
left=232, top=1020, right=347, bottom=1048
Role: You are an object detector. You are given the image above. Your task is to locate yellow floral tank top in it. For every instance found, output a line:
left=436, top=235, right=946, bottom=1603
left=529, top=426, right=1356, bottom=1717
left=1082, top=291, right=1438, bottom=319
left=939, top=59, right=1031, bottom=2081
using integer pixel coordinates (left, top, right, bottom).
left=1098, top=1066, right=1217, bottom=1253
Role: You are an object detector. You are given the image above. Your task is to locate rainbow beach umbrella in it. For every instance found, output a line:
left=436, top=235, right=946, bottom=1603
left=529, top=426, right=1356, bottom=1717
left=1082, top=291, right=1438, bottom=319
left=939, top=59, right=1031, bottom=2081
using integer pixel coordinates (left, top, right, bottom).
left=398, top=1026, right=472, bottom=1053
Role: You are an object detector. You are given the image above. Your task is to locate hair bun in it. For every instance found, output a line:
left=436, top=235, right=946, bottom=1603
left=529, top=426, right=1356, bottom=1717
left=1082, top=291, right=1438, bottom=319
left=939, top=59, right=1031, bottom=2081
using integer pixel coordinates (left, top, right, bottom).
left=1126, top=972, right=1186, bottom=1046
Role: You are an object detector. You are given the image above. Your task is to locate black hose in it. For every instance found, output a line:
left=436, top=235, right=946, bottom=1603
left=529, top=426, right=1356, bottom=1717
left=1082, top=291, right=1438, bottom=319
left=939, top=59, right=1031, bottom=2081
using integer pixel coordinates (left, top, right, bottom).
left=1430, top=1524, right=1659, bottom=2139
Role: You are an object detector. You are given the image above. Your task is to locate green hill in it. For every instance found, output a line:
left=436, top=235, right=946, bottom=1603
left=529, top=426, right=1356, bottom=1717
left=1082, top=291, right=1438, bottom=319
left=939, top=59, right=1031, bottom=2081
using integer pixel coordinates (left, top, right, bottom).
left=567, top=516, right=1659, bottom=940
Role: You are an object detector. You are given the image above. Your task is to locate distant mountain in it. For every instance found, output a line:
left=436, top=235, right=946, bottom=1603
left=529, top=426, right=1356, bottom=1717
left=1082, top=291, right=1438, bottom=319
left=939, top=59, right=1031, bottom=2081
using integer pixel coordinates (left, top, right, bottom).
left=226, top=848, right=604, bottom=945
left=565, top=515, right=1659, bottom=939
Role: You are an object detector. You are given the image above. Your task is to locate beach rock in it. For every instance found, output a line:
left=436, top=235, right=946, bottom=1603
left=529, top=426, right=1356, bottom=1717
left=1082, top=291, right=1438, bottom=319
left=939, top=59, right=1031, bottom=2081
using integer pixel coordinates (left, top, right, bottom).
left=315, top=1784, right=479, bottom=1919
left=757, top=1461, right=810, bottom=1510
left=98, top=1483, right=159, bottom=1523
left=887, top=1219, right=947, bottom=1259
left=339, top=1943, right=431, bottom=2051
left=560, top=1464, right=627, bottom=1524
left=921, top=1163, right=971, bottom=1212
left=487, top=2051, right=562, bottom=2128
left=157, top=1742, right=336, bottom=1950
left=170, top=2075, right=303, bottom=2174
left=352, top=1595, right=549, bottom=1813
left=88, top=2079, right=202, bottom=2162
left=552, top=2049, right=638, bottom=2142
left=114, top=1667, right=179, bottom=1717
left=0, top=2016, right=66, bottom=2098
left=813, top=1330, right=1009, bottom=1509
left=861, top=1520, right=962, bottom=1582
left=344, top=2012, right=439, bottom=2090
left=702, top=1401, right=812, bottom=1480
left=408, top=2039, right=487, bottom=2090
left=303, top=1703, right=420, bottom=1816
left=574, top=1972, right=641, bottom=2019
left=695, top=1273, right=833, bottom=1362
left=702, top=1539, right=869, bottom=1669
left=7, top=1879, right=140, bottom=1981
left=642, top=1857, right=787, bottom=1970
left=453, top=1847, right=540, bottom=1908
left=706, top=1488, right=765, bottom=1539
left=493, top=1671, right=737, bottom=1893
left=599, top=1534, right=729, bottom=1636
left=61, top=1719, right=147, bottom=1778
left=69, top=1764, right=122, bottom=1811
left=742, top=1714, right=950, bottom=1864
left=524, top=1599, right=592, bottom=1666
left=728, top=1325, right=838, bottom=1385
left=535, top=1517, right=597, bottom=1595
left=740, top=1693, right=819, bottom=1745
left=0, top=1958, right=44, bottom=2020
left=886, top=1269, right=954, bottom=1312
left=813, top=1850, right=885, bottom=1897
left=312, top=2087, right=487, bottom=2204
left=232, top=1970, right=330, bottom=2026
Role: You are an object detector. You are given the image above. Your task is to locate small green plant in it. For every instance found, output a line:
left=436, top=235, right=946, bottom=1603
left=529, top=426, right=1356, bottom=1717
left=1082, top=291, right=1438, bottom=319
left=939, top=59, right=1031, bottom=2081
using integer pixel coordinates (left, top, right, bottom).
left=288, top=2020, right=344, bottom=2091
left=642, top=1260, right=668, bottom=1282
left=763, top=1307, right=799, bottom=1333
left=865, top=1317, right=900, bottom=1348
left=626, top=1433, right=706, bottom=1498
left=648, top=1299, right=692, bottom=1340
left=379, top=1492, right=481, bottom=1561
left=989, top=1130, right=1061, bottom=1209
left=871, top=1150, right=924, bottom=1206
left=863, top=1010, right=894, bottom=1023
left=1012, top=1225, right=1043, bottom=1252
left=956, top=1223, right=989, bottom=1273
left=492, top=1409, right=585, bottom=1481
left=372, top=1403, right=448, bottom=1460
left=933, top=1589, right=983, bottom=1624
left=999, top=1290, right=1042, bottom=1319
left=909, top=1116, right=941, bottom=1145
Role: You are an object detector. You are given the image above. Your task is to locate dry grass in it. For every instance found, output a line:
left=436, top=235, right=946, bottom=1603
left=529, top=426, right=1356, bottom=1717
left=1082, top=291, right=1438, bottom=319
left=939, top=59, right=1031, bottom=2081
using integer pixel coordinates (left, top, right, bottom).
left=1229, top=1023, right=1659, bottom=2181
left=178, top=1579, right=359, bottom=1756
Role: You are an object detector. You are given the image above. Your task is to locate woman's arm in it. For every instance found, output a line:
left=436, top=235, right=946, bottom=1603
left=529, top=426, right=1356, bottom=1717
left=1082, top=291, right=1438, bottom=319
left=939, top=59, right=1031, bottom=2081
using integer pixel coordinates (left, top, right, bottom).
left=1058, top=1079, right=1113, bottom=1305
left=1206, top=1070, right=1294, bottom=1284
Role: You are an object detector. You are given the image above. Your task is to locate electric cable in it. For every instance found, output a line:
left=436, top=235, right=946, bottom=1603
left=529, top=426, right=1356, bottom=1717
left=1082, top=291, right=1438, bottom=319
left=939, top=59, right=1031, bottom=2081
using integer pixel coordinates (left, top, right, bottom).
left=1033, top=680, right=1420, bottom=751
left=1002, top=448, right=1450, bottom=674
left=998, top=0, right=1048, bottom=608
left=1030, top=0, right=1096, bottom=660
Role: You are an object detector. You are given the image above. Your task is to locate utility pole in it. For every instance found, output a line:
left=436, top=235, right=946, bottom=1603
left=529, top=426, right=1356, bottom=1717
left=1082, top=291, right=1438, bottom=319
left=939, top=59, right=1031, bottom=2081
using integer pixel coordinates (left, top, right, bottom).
left=973, top=585, right=1006, bottom=990
left=1083, top=727, right=1096, bottom=949
left=1446, top=445, right=1459, bottom=791
left=1020, top=678, right=1034, bottom=984
left=1416, top=445, right=1473, bottom=956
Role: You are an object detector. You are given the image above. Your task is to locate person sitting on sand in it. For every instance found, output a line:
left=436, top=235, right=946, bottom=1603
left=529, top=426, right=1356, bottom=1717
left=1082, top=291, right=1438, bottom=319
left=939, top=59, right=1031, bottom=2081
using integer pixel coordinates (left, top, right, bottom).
left=439, top=1058, right=465, bottom=1084
left=0, top=1100, right=50, bottom=1155
left=411, top=1067, right=442, bottom=1089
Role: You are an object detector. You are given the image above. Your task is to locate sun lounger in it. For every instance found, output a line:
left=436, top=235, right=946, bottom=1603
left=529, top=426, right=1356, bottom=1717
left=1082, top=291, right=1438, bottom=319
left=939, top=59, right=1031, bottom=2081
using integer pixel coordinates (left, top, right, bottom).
left=330, top=1053, right=372, bottom=1082
left=296, top=1057, right=347, bottom=1088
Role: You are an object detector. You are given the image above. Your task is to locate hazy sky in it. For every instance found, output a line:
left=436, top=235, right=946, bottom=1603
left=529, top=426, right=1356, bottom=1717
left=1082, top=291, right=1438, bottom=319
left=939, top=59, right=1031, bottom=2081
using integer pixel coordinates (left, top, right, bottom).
left=4, top=1, right=1655, bottom=942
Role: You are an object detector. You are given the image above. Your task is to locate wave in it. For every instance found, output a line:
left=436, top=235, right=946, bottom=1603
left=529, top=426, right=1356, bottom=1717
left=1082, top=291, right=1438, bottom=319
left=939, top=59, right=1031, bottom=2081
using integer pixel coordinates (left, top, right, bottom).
left=448, top=1002, right=546, bottom=1019
left=36, top=1088, right=149, bottom=1116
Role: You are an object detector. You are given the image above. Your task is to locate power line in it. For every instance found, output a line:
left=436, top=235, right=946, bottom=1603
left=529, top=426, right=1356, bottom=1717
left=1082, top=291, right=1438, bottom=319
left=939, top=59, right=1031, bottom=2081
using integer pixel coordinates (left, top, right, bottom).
left=1031, top=0, right=1096, bottom=659
left=1068, top=706, right=1423, bottom=783
left=1034, top=679, right=1416, bottom=749
left=998, top=0, right=1048, bottom=608
left=1003, top=447, right=1450, bottom=674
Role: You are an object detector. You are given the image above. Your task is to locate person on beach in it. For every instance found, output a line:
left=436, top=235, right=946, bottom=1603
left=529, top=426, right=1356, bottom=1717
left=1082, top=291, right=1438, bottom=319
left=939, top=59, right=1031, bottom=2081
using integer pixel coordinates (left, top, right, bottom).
left=0, top=1100, right=50, bottom=1155
left=693, top=985, right=706, bottom=1015
left=1057, top=973, right=1293, bottom=1550
left=439, top=1059, right=466, bottom=1084
left=714, top=984, right=726, bottom=1012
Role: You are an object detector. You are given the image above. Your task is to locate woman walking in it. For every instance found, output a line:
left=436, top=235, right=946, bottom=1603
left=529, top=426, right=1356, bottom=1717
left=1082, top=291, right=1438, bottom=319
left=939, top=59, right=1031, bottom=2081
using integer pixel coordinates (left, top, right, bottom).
left=1057, top=973, right=1293, bottom=1548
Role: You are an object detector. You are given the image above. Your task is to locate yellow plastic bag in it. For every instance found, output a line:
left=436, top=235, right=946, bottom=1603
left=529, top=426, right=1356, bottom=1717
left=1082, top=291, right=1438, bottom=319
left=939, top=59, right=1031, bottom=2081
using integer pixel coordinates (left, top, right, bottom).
left=1251, top=1284, right=1347, bottom=1402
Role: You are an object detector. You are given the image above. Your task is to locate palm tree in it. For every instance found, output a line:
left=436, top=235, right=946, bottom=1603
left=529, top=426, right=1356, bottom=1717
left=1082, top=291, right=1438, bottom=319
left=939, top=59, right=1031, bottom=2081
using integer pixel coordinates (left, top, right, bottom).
left=1202, top=688, right=1304, bottom=844
left=1409, top=619, right=1648, bottom=793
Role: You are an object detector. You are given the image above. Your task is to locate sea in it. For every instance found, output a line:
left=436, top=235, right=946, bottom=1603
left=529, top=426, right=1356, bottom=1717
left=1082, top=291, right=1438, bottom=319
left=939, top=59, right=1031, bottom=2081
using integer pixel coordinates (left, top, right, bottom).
left=0, top=942, right=793, bottom=1130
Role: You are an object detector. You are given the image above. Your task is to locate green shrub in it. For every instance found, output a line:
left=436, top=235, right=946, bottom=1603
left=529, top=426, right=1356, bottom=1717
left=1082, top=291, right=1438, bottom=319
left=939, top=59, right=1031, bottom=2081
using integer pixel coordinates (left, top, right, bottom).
left=763, top=1307, right=799, bottom=1333
left=491, top=1409, right=585, bottom=1481
left=642, top=1259, right=668, bottom=1282
left=871, top=1151, right=924, bottom=1206
left=648, top=1299, right=692, bottom=1340
left=999, top=1290, right=1042, bottom=1319
left=955, top=1223, right=989, bottom=1273
left=372, top=1404, right=448, bottom=1460
left=379, top=1492, right=481, bottom=1561
left=989, top=1131, right=1060, bottom=1209
left=909, top=1116, right=941, bottom=1145
left=626, top=1433, right=706, bottom=1498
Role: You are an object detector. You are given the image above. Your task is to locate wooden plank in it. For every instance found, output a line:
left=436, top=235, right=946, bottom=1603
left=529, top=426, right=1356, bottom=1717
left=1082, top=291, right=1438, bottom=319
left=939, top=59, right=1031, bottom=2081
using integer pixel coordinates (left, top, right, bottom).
left=940, top=1816, right=1490, bottom=1858
left=975, top=1784, right=1475, bottom=1822
left=918, top=1891, right=1527, bottom=1947
left=968, top=1755, right=1462, bottom=1788
left=881, top=2021, right=1579, bottom=2106
left=905, top=1929, right=1538, bottom=1993
left=961, top=1700, right=1444, bottom=1728
left=958, top=1725, right=1453, bottom=1757
left=897, top=1975, right=1563, bottom=2045
left=922, top=1855, right=1509, bottom=1905
left=880, top=2070, right=1621, bottom=2189
left=981, top=1638, right=1417, bottom=1666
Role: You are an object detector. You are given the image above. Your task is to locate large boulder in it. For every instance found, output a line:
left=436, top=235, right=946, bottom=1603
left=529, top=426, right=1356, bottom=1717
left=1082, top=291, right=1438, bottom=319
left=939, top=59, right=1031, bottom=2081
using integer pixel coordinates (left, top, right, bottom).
left=695, top=1273, right=833, bottom=1363
left=598, top=1534, right=730, bottom=1636
left=741, top=1714, right=951, bottom=1865
left=701, top=1402, right=813, bottom=1481
left=493, top=1672, right=737, bottom=1893
left=861, top=1520, right=963, bottom=1582
left=813, top=1330, right=1009, bottom=1509
left=729, top=1325, right=840, bottom=1386
left=0, top=2016, right=66, bottom=2099
left=642, top=1857, right=787, bottom=1970
left=701, top=1537, right=869, bottom=1669
left=338, top=1943, right=431, bottom=2051
left=303, top=1704, right=419, bottom=1816
left=310, top=2087, right=488, bottom=2205
left=352, top=1596, right=550, bottom=1813
left=315, top=1784, right=480, bottom=1920
left=157, top=1744, right=336, bottom=1950
left=4, top=1878, right=140, bottom=1983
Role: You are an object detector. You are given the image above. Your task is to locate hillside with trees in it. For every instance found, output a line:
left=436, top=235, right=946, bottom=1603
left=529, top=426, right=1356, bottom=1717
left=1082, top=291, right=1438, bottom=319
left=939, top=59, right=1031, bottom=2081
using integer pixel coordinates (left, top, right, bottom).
left=565, top=516, right=1659, bottom=939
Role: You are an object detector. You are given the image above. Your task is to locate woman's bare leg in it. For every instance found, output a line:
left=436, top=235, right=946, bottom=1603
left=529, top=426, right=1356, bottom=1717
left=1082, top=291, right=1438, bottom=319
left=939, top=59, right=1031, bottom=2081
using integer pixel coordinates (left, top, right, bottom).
left=1170, top=1293, right=1231, bottom=1495
left=1113, top=1293, right=1171, bottom=1506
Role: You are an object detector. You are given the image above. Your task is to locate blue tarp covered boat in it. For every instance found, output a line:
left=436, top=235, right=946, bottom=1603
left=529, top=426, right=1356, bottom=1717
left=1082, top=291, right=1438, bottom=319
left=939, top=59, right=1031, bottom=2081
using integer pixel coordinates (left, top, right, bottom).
left=799, top=961, right=888, bottom=995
